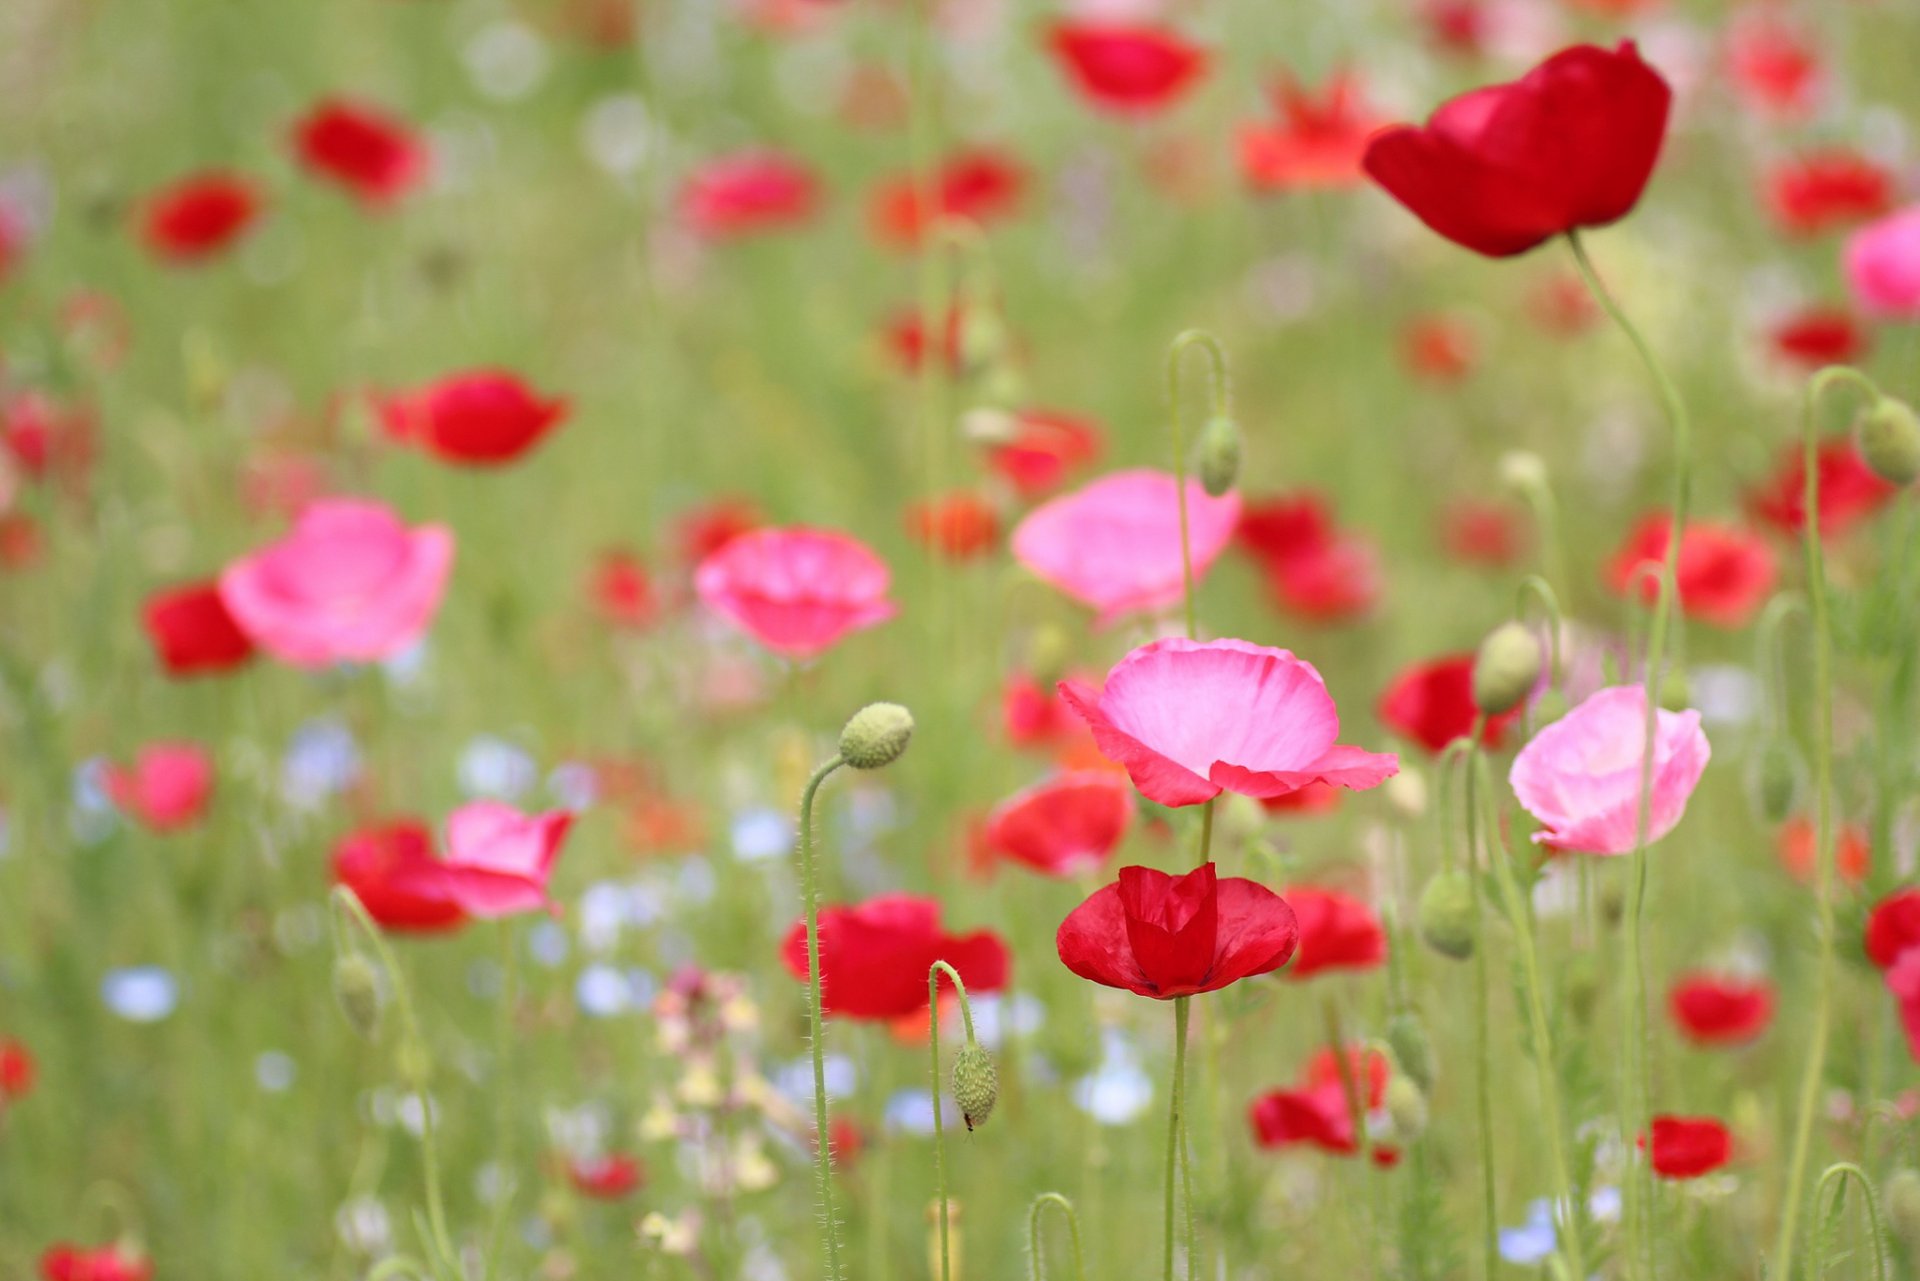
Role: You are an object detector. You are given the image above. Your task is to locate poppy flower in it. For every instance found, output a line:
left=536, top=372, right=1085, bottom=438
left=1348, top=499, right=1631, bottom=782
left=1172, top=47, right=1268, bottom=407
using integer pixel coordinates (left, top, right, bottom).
left=1887, top=948, right=1920, bottom=1063
left=779, top=894, right=1009, bottom=1021
left=0, top=199, right=26, bottom=286
left=331, top=819, right=467, bottom=933
left=1747, top=440, right=1895, bottom=539
left=1236, top=493, right=1380, bottom=623
left=905, top=491, right=998, bottom=560
left=377, top=370, right=569, bottom=466
left=1056, top=862, right=1298, bottom=999
left=1047, top=23, right=1208, bottom=116
left=590, top=549, right=656, bottom=629
left=1764, top=151, right=1893, bottom=238
left=437, top=802, right=573, bottom=919
left=1419, top=0, right=1489, bottom=57
left=1379, top=653, right=1521, bottom=754
left=1238, top=72, right=1379, bottom=193
left=1668, top=974, right=1774, bottom=1046
left=1402, top=314, right=1478, bottom=383
left=1777, top=815, right=1870, bottom=887
left=1362, top=42, right=1672, bottom=258
left=983, top=772, right=1134, bottom=877
left=676, top=498, right=760, bottom=566
left=693, top=526, right=894, bottom=659
left=1640, top=1115, right=1733, bottom=1179
left=869, top=148, right=1024, bottom=249
left=140, top=172, right=261, bottom=262
left=1727, top=12, right=1821, bottom=122
left=1001, top=673, right=1088, bottom=750
left=985, top=409, right=1103, bottom=498
left=220, top=499, right=455, bottom=666
left=143, top=580, right=256, bottom=677
left=104, top=742, right=214, bottom=833
left=680, top=151, right=818, bottom=239
left=39, top=1245, right=153, bottom=1281
left=1509, top=685, right=1710, bottom=855
left=1280, top=886, right=1388, bottom=980
left=569, top=1153, right=645, bottom=1199
left=1768, top=307, right=1868, bottom=371
left=883, top=306, right=965, bottom=376
left=0, top=516, right=41, bottom=571
left=0, top=1036, right=33, bottom=1104
left=1063, top=637, right=1399, bottom=808
left=1605, top=514, right=1776, bottom=629
left=293, top=100, right=427, bottom=205
left=1249, top=1046, right=1399, bottom=1165
left=1866, top=888, right=1920, bottom=970
left=1441, top=500, right=1527, bottom=567
left=1011, top=469, right=1240, bottom=624
left=3, top=391, right=95, bottom=486
left=1526, top=271, right=1601, bottom=336
left=1844, top=205, right=1920, bottom=321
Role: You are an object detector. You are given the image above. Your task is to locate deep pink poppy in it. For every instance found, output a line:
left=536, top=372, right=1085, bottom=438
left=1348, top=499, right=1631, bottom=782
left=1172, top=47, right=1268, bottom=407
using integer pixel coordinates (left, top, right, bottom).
left=440, top=802, right=573, bottom=919
left=693, top=526, right=894, bottom=659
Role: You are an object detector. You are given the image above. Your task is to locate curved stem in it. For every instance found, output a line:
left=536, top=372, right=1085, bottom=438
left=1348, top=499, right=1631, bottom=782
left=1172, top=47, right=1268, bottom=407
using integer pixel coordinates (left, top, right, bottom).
left=1163, top=995, right=1192, bottom=1281
left=1508, top=459, right=1572, bottom=603
left=1028, top=1192, right=1088, bottom=1281
left=1514, top=575, right=1565, bottom=687
left=799, top=756, right=849, bottom=1280
left=929, top=964, right=956, bottom=1281
left=1809, top=1163, right=1890, bottom=1281
left=1165, top=330, right=1230, bottom=639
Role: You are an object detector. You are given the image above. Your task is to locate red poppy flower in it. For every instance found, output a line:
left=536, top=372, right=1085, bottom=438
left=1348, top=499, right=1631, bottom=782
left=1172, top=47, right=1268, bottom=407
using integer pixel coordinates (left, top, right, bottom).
left=39, top=1245, right=153, bottom=1281
left=1047, top=23, right=1208, bottom=115
left=1419, top=1, right=1489, bottom=57
left=905, top=491, right=999, bottom=560
left=1001, top=673, right=1090, bottom=750
left=1526, top=271, right=1601, bottom=336
left=331, top=819, right=468, bottom=934
left=140, top=172, right=261, bottom=262
left=1768, top=307, right=1869, bottom=371
left=1238, top=72, right=1378, bottom=193
left=1238, top=493, right=1381, bottom=623
left=0, top=515, right=41, bottom=571
left=0, top=200, right=26, bottom=286
left=1279, top=885, right=1387, bottom=980
left=104, top=742, right=213, bottom=833
left=1249, top=1046, right=1399, bottom=1165
left=1746, top=441, right=1896, bottom=540
left=1866, top=888, right=1920, bottom=970
left=680, top=151, right=817, bottom=239
left=676, top=498, right=760, bottom=566
left=869, top=148, right=1024, bottom=249
left=1605, top=514, right=1776, bottom=628
left=1765, top=151, right=1893, bottom=238
left=568, top=1153, right=645, bottom=1199
left=779, top=895, right=1009, bottom=1021
left=1362, top=42, right=1672, bottom=258
left=884, top=306, right=966, bottom=376
left=1379, top=653, right=1521, bottom=754
left=986, top=409, right=1103, bottom=498
left=3, top=391, right=96, bottom=486
left=1887, top=949, right=1920, bottom=1063
left=0, top=1036, right=33, bottom=1103
left=378, top=370, right=569, bottom=466
left=1441, top=500, right=1527, bottom=567
left=590, top=550, right=656, bottom=629
left=1727, top=12, right=1822, bottom=122
left=1640, top=1115, right=1733, bottom=1179
left=1056, top=863, right=1298, bottom=999
left=983, top=771, right=1134, bottom=877
left=1777, top=816, right=1870, bottom=887
left=1668, top=974, right=1774, bottom=1046
left=142, top=580, right=256, bottom=677
left=293, top=100, right=427, bottom=205
left=1402, top=314, right=1478, bottom=382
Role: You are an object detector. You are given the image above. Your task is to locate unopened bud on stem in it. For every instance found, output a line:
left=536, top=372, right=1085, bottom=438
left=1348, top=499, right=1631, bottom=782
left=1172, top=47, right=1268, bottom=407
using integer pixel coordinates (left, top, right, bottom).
left=839, top=703, right=914, bottom=770
left=1473, top=622, right=1542, bottom=716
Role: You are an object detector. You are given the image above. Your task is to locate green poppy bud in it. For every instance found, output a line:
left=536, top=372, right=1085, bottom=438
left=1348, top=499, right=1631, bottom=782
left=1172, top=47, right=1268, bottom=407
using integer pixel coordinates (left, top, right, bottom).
left=1472, top=622, right=1543, bottom=716
left=1658, top=667, right=1691, bottom=712
left=1748, top=740, right=1801, bottom=825
left=839, top=703, right=914, bottom=770
left=952, top=1042, right=998, bottom=1131
left=1417, top=869, right=1477, bottom=961
left=1385, top=1012, right=1437, bottom=1095
left=1859, top=397, right=1920, bottom=487
left=332, top=953, right=382, bottom=1040
left=1886, top=1168, right=1920, bottom=1242
left=1385, top=1076, right=1428, bottom=1141
left=1195, top=415, right=1242, bottom=498
left=958, top=310, right=1008, bottom=379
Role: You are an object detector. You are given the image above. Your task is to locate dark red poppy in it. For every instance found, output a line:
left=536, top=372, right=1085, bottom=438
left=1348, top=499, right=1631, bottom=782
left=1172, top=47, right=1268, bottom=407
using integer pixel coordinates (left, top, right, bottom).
left=378, top=370, right=568, bottom=466
left=0, top=1036, right=33, bottom=1103
left=1727, top=12, right=1822, bottom=122
left=1605, top=514, right=1776, bottom=628
left=780, top=895, right=1009, bottom=1021
left=1238, top=72, right=1378, bottom=193
left=1866, top=888, right=1920, bottom=970
left=1764, top=151, right=1893, bottom=238
left=293, top=100, right=427, bottom=205
left=1777, top=815, right=1870, bottom=887
left=986, top=409, right=1103, bottom=498
left=675, top=498, right=760, bottom=566
left=568, top=1153, right=645, bottom=1199
left=869, top=148, right=1024, bottom=249
left=1249, top=1046, right=1399, bottom=1165
left=1279, top=885, right=1387, bottom=980
left=590, top=550, right=656, bottom=629
left=1747, top=440, right=1896, bottom=540
left=813, top=1115, right=867, bottom=1168
left=141, top=172, right=261, bottom=262
left=1668, top=974, right=1774, bottom=1046
left=1640, top=1115, right=1733, bottom=1179
left=3, top=391, right=96, bottom=486
left=1362, top=42, right=1671, bottom=258
left=983, top=771, right=1134, bottom=877
left=1768, top=307, right=1869, bottom=371
left=1047, top=23, right=1208, bottom=115
left=1056, top=863, right=1298, bottom=999
left=1441, top=500, right=1527, bottom=567
left=143, top=580, right=256, bottom=677
left=680, top=151, right=817, bottom=238
left=1238, top=493, right=1381, bottom=624
left=1401, top=314, right=1478, bottom=382
left=1379, top=653, right=1521, bottom=754
left=1001, top=672, right=1090, bottom=750
left=331, top=820, right=468, bottom=934
left=39, top=1245, right=153, bottom=1281
left=905, top=491, right=999, bottom=560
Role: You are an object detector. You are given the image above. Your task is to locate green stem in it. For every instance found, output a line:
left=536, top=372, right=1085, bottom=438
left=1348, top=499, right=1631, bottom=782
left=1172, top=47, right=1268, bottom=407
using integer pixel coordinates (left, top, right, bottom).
left=799, top=756, right=849, bottom=1280
left=928, top=962, right=963, bottom=1281
left=1027, top=1192, right=1088, bottom=1281
left=1165, top=330, right=1230, bottom=640
left=1443, top=732, right=1497, bottom=1281
left=1163, top=996, right=1192, bottom=1281
left=1320, top=993, right=1382, bottom=1279
left=482, top=922, right=518, bottom=1280
left=1808, top=1163, right=1890, bottom=1281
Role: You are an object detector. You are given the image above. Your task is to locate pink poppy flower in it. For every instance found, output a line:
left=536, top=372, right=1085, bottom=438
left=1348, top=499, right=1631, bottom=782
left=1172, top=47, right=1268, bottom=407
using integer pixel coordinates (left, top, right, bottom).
left=219, top=499, right=454, bottom=666
left=440, top=801, right=573, bottom=918
left=693, top=526, right=894, bottom=659
left=1011, top=469, right=1240, bottom=624
left=1509, top=685, right=1710, bottom=855
left=680, top=151, right=818, bottom=239
left=103, top=742, right=214, bottom=833
left=982, top=771, right=1134, bottom=877
left=1061, top=638, right=1399, bottom=808
left=1844, top=205, right=1920, bottom=321
left=1887, top=948, right=1920, bottom=1063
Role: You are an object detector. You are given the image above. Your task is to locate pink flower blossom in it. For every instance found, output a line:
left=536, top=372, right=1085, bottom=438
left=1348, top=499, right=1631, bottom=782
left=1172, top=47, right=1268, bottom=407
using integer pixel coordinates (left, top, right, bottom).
left=219, top=499, right=454, bottom=666
left=1060, top=637, right=1399, bottom=808
left=1844, top=205, right=1920, bottom=320
left=1509, top=685, right=1710, bottom=855
left=440, top=801, right=573, bottom=918
left=693, top=526, right=895, bottom=659
left=104, top=742, right=214, bottom=833
left=1011, top=469, right=1240, bottom=624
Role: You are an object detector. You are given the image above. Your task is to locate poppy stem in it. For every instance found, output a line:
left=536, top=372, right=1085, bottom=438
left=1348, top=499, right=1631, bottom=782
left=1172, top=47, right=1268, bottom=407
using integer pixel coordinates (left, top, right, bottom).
left=1165, top=329, right=1231, bottom=640
left=481, top=921, right=519, bottom=1280
left=928, top=961, right=966, bottom=1281
left=1027, top=1192, right=1088, bottom=1281
left=1444, top=729, right=1497, bottom=1281
left=1163, top=994, right=1192, bottom=1281
left=1773, top=366, right=1880, bottom=1280
left=1319, top=992, right=1382, bottom=1278
left=798, top=755, right=849, bottom=1280
left=1808, top=1163, right=1890, bottom=1281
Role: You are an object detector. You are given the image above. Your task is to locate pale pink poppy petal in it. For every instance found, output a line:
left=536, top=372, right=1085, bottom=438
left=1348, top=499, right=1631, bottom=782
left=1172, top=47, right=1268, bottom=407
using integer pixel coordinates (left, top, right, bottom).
left=441, top=801, right=573, bottom=918
left=1058, top=678, right=1220, bottom=806
left=1844, top=204, right=1920, bottom=320
left=693, top=526, right=895, bottom=658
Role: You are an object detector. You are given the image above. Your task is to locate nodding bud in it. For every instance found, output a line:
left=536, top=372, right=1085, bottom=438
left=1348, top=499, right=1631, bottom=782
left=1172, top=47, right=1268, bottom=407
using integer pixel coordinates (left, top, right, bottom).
left=1658, top=667, right=1691, bottom=712
left=1385, top=1012, right=1436, bottom=1095
left=1416, top=870, right=1476, bottom=961
left=1498, top=450, right=1548, bottom=494
left=1749, top=740, right=1802, bottom=825
left=332, top=953, right=383, bottom=1039
left=958, top=310, right=1009, bottom=379
left=839, top=703, right=915, bottom=770
left=1384, top=1075, right=1428, bottom=1141
left=952, top=1042, right=998, bottom=1131
left=1472, top=622, right=1542, bottom=717
left=1860, top=397, right=1920, bottom=487
left=1195, top=415, right=1242, bottom=498
left=1886, top=1168, right=1920, bottom=1242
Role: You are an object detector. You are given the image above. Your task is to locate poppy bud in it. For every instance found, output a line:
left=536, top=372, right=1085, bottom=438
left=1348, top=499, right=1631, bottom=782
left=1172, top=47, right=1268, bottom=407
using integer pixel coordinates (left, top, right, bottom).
left=1417, top=869, right=1477, bottom=960
left=1531, top=687, right=1569, bottom=728
left=1025, top=622, right=1072, bottom=686
left=1385, top=1075, right=1428, bottom=1141
left=839, top=702, right=915, bottom=770
left=1658, top=667, right=1691, bottom=712
left=1498, top=450, right=1548, bottom=494
left=1194, top=415, right=1242, bottom=498
left=1472, top=622, right=1542, bottom=717
left=952, top=1041, right=998, bottom=1131
left=1859, top=397, right=1920, bottom=487
left=332, top=953, right=383, bottom=1039
left=1385, top=1011, right=1437, bottom=1094
left=959, top=310, right=1008, bottom=379
left=1748, top=740, right=1802, bottom=825
left=1886, top=1168, right=1920, bottom=1242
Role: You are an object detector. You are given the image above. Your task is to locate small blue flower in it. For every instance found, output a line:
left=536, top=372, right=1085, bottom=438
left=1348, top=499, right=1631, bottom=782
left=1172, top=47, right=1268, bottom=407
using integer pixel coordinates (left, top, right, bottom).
left=459, top=736, right=538, bottom=801
left=1498, top=1200, right=1557, bottom=1266
left=576, top=964, right=632, bottom=1016
left=885, top=1088, right=958, bottom=1136
left=282, top=720, right=361, bottom=809
left=731, top=807, right=792, bottom=862
left=102, top=966, right=179, bottom=1022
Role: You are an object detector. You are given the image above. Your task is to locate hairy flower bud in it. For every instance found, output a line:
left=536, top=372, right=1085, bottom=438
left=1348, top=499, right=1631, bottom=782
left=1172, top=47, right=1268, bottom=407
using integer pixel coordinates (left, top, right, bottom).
left=332, top=953, right=383, bottom=1039
left=952, top=1041, right=998, bottom=1131
left=1385, top=1075, right=1429, bottom=1140
left=839, top=702, right=914, bottom=770
left=1472, top=622, right=1542, bottom=716
left=1417, top=869, right=1477, bottom=961
left=1195, top=415, right=1242, bottom=498
left=1385, top=1012, right=1437, bottom=1095
left=1748, top=740, right=1802, bottom=825
left=1859, top=397, right=1920, bottom=487
left=1886, top=1168, right=1920, bottom=1243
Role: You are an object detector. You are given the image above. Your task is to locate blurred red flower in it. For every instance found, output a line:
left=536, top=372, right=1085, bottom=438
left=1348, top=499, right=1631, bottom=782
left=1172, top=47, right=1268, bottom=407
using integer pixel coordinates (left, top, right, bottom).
left=1250, top=1045, right=1399, bottom=1165
left=293, top=100, right=427, bottom=205
left=780, top=894, right=1009, bottom=1020
left=676, top=498, right=760, bottom=567
left=1768, top=307, right=1868, bottom=371
left=1641, top=1115, right=1733, bottom=1179
left=905, top=491, right=998, bottom=560
left=1765, top=151, right=1893, bottom=238
left=1378, top=653, right=1521, bottom=754
left=869, top=148, right=1024, bottom=249
left=1605, top=514, right=1776, bottom=628
left=1727, top=12, right=1822, bottom=122
left=982, top=771, right=1134, bottom=877
left=1746, top=440, right=1896, bottom=540
left=143, top=580, right=256, bottom=677
left=985, top=409, right=1103, bottom=498
left=1402, top=314, right=1478, bottom=382
left=1047, top=23, right=1208, bottom=115
left=680, top=151, right=817, bottom=239
left=378, top=370, right=570, bottom=466
left=1668, top=974, right=1774, bottom=1046
left=1279, top=885, right=1387, bottom=980
left=39, top=1245, right=152, bottom=1281
left=0, top=1036, right=33, bottom=1104
left=590, top=549, right=657, bottom=629
left=140, top=172, right=261, bottom=262
left=1865, top=888, right=1920, bottom=970
left=568, top=1153, right=645, bottom=1199
left=1441, top=499, right=1527, bottom=567
left=1238, top=72, right=1378, bottom=193
left=332, top=819, right=468, bottom=934
left=104, top=742, right=214, bottom=833
left=1238, top=493, right=1380, bottom=623
left=3, top=391, right=96, bottom=487
left=1057, top=863, right=1299, bottom=999
left=1776, top=815, right=1870, bottom=887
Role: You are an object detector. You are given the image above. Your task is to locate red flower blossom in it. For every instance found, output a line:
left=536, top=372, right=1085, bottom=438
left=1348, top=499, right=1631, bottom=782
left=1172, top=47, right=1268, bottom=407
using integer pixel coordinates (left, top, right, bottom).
left=676, top=498, right=760, bottom=566
left=104, top=742, right=214, bottom=833
left=1362, top=42, right=1672, bottom=258
left=1279, top=885, right=1387, bottom=980
left=141, top=172, right=261, bottom=262
left=332, top=819, right=468, bottom=934
left=1640, top=1115, right=1733, bottom=1179
left=3, top=391, right=96, bottom=486
left=293, top=100, right=427, bottom=205
left=1777, top=815, right=1870, bottom=887
left=143, top=580, right=256, bottom=677
left=1668, top=974, right=1774, bottom=1046
left=1047, top=23, right=1208, bottom=115
left=378, top=370, right=570, bottom=466
left=1765, top=151, right=1894, bottom=238
left=590, top=550, right=657, bottom=629
left=1727, top=12, right=1822, bottom=122
left=1605, top=514, right=1776, bottom=628
left=39, top=1245, right=152, bottom=1281
left=1865, top=888, right=1920, bottom=970
left=905, top=491, right=998, bottom=560
left=1888, top=949, right=1920, bottom=1063
left=1526, top=271, right=1600, bottom=336
left=0, top=1036, right=33, bottom=1103
left=0, top=199, right=26, bottom=286
left=1250, top=1046, right=1399, bottom=1165
left=1746, top=441, right=1897, bottom=540
left=1768, top=307, right=1869, bottom=371
left=1238, top=72, right=1378, bottom=193
left=680, top=151, right=817, bottom=239
left=1001, top=672, right=1090, bottom=750
left=1441, top=500, right=1527, bottom=567
left=1238, top=494, right=1382, bottom=623
left=1378, top=653, right=1521, bottom=754
left=884, top=306, right=966, bottom=376
left=568, top=1153, right=645, bottom=1199
left=1402, top=314, right=1478, bottom=382
left=982, top=771, right=1134, bottom=877
left=1261, top=781, right=1342, bottom=817
left=869, top=148, right=1024, bottom=249
left=1419, top=1, right=1489, bottom=57
left=986, top=409, right=1103, bottom=498
left=0, top=515, right=41, bottom=571
left=1056, top=863, right=1298, bottom=999
left=780, top=895, right=1009, bottom=1021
